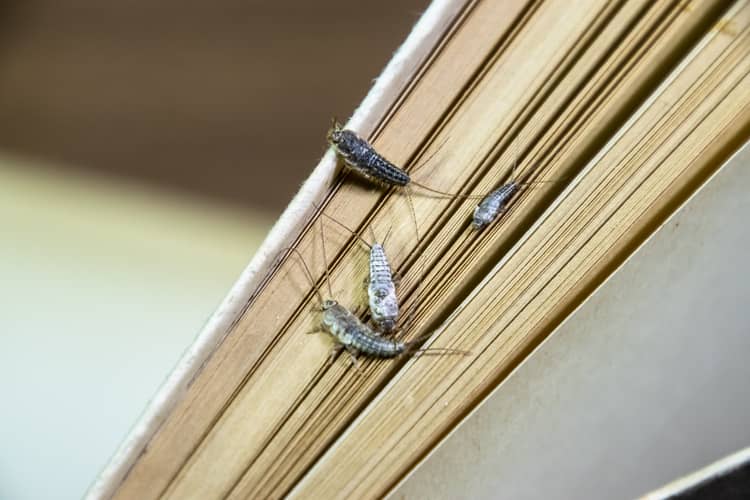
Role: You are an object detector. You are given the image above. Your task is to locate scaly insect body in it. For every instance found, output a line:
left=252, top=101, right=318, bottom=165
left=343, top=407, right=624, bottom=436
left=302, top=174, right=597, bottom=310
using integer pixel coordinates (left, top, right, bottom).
left=472, top=181, right=520, bottom=230
left=327, top=125, right=410, bottom=186
left=368, top=243, right=399, bottom=333
left=327, top=121, right=482, bottom=200
left=322, top=301, right=406, bottom=358
left=316, top=209, right=402, bottom=334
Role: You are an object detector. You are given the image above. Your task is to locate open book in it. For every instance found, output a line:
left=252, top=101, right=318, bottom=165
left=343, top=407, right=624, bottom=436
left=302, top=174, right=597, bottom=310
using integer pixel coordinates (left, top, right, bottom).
left=91, top=1, right=750, bottom=498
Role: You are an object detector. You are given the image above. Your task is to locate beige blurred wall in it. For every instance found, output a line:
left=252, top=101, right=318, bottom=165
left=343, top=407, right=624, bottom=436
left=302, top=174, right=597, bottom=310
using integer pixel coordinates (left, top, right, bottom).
left=0, top=159, right=270, bottom=500
left=393, top=143, right=750, bottom=499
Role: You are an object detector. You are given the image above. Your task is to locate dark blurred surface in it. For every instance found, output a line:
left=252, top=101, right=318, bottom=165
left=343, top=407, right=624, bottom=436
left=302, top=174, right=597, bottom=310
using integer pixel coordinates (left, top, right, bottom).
left=0, top=0, right=430, bottom=213
left=673, top=460, right=750, bottom=500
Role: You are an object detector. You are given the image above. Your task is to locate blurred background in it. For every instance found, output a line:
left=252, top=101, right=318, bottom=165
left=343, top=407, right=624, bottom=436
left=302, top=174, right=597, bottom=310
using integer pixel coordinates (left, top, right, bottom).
left=0, top=1, right=428, bottom=498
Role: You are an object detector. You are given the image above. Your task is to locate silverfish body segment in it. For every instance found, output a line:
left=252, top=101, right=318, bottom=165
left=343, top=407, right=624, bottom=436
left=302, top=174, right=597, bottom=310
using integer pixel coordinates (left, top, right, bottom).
left=472, top=182, right=520, bottom=230
left=321, top=301, right=405, bottom=358
left=314, top=210, right=403, bottom=335
left=368, top=243, right=399, bottom=333
left=327, top=122, right=411, bottom=186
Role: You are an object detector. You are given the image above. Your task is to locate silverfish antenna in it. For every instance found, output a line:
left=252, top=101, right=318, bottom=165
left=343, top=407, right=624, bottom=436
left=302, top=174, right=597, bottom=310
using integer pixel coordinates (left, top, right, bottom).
left=280, top=246, right=324, bottom=305
left=317, top=209, right=335, bottom=299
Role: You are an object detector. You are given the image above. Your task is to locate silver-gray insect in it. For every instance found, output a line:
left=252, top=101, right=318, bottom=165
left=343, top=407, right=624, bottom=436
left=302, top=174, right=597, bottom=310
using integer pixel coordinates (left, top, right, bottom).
left=471, top=175, right=560, bottom=230
left=472, top=182, right=520, bottom=230
left=318, top=211, right=400, bottom=335
left=471, top=147, right=557, bottom=231
left=368, top=241, right=399, bottom=333
left=327, top=119, right=481, bottom=200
